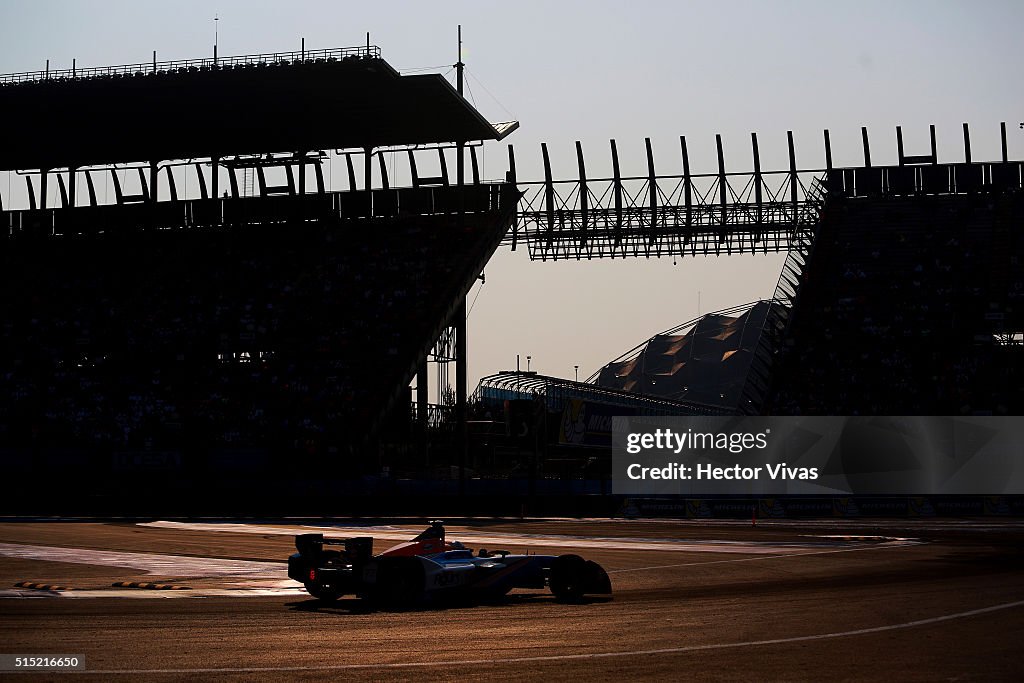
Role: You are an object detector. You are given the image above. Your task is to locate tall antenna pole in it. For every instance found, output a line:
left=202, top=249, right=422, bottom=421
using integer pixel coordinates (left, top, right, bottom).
left=456, top=25, right=464, bottom=97
left=214, top=15, right=219, bottom=65
left=454, top=24, right=467, bottom=498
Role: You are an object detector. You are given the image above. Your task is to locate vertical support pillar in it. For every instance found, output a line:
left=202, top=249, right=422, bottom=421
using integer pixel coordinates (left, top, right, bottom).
left=962, top=122, right=972, bottom=164
left=508, top=144, right=518, bottom=251
left=1000, top=122, right=1008, bottom=163
left=470, top=147, right=480, bottom=185
left=408, top=150, right=420, bottom=188
left=896, top=125, right=908, bottom=192
left=377, top=152, right=390, bottom=190
left=542, top=143, right=554, bottom=235
left=211, top=156, right=220, bottom=200
left=68, top=166, right=77, bottom=208
left=345, top=154, right=357, bottom=192
left=314, top=161, right=325, bottom=195
left=457, top=141, right=465, bottom=195
left=228, top=166, right=240, bottom=199
left=40, top=170, right=48, bottom=210
left=195, top=164, right=209, bottom=200
left=611, top=139, right=624, bottom=243
left=716, top=134, right=727, bottom=228
left=165, top=166, right=178, bottom=202
left=458, top=138, right=466, bottom=210
left=861, top=127, right=872, bottom=167
left=438, top=149, right=450, bottom=185
left=645, top=137, right=657, bottom=243
left=824, top=129, right=833, bottom=170
left=149, top=160, right=158, bottom=204
left=26, top=176, right=37, bottom=211
left=930, top=125, right=937, bottom=163
left=285, top=164, right=296, bottom=195
left=364, top=147, right=373, bottom=216
left=680, top=136, right=692, bottom=229
left=85, top=171, right=98, bottom=207
left=456, top=25, right=466, bottom=214
left=455, top=24, right=468, bottom=490
left=787, top=131, right=798, bottom=223
left=137, top=168, right=150, bottom=201
left=455, top=298, right=467, bottom=496
left=109, top=170, right=123, bottom=205
left=751, top=132, right=762, bottom=227
left=298, top=151, right=306, bottom=195
left=575, top=140, right=588, bottom=246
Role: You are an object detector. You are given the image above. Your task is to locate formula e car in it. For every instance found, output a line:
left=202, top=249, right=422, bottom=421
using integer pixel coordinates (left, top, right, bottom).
left=287, top=521, right=612, bottom=604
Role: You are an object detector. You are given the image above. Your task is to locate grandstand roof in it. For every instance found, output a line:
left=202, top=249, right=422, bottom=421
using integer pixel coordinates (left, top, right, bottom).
left=0, top=46, right=515, bottom=171
left=594, top=301, right=772, bottom=410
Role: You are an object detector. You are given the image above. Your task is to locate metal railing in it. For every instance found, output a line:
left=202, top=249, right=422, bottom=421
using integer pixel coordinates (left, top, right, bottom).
left=0, top=182, right=517, bottom=238
left=512, top=167, right=828, bottom=260
left=0, top=45, right=381, bottom=85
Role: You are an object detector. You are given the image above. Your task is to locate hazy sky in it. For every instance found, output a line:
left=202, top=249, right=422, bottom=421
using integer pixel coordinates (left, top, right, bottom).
left=2, top=0, right=1022, bottom=390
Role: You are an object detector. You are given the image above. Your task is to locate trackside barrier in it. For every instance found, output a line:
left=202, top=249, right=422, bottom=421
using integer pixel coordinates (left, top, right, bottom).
left=620, top=496, right=1024, bottom=519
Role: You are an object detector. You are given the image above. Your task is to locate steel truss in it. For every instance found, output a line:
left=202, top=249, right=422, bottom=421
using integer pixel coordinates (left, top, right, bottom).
left=509, top=123, right=1020, bottom=261
left=510, top=133, right=823, bottom=260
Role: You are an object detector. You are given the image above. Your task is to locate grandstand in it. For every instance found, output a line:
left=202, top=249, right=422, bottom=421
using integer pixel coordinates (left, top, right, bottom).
left=0, top=45, right=519, bottom=508
left=564, top=129, right=1024, bottom=422
left=768, top=187, right=1024, bottom=415
left=1, top=40, right=1022, bottom=512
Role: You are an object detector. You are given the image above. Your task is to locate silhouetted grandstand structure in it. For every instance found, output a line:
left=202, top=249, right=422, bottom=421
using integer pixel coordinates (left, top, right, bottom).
left=768, top=179, right=1024, bottom=415
left=0, top=44, right=519, bottom=508
left=518, top=124, right=1023, bottom=422
left=1, top=37, right=1021, bottom=514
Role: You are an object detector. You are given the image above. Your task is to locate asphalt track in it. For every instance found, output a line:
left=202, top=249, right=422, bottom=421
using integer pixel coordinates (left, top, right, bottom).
left=1, top=519, right=1022, bottom=681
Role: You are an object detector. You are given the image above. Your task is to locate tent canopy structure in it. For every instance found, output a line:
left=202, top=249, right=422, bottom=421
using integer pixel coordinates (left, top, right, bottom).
left=595, top=301, right=774, bottom=410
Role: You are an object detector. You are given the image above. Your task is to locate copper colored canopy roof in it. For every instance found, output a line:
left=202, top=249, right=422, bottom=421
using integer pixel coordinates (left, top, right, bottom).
left=596, top=301, right=773, bottom=410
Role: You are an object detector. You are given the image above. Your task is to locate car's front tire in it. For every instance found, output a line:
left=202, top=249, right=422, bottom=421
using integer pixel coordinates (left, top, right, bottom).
left=549, top=554, right=588, bottom=602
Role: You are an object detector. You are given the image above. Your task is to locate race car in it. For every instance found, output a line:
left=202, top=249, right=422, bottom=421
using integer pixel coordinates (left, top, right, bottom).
left=287, top=521, right=612, bottom=604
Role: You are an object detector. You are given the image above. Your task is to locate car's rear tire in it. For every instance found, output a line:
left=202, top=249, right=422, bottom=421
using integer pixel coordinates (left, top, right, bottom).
left=304, top=582, right=341, bottom=602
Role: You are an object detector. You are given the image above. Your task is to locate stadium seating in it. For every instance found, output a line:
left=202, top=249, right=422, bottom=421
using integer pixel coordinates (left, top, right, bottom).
left=0, top=188, right=513, bottom=470
left=769, top=191, right=1024, bottom=415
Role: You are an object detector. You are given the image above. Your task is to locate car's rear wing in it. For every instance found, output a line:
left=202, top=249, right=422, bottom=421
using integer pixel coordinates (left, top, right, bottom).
left=295, top=533, right=373, bottom=562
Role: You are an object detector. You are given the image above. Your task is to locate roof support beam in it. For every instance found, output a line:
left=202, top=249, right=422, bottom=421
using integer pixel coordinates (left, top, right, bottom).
left=646, top=137, right=657, bottom=244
